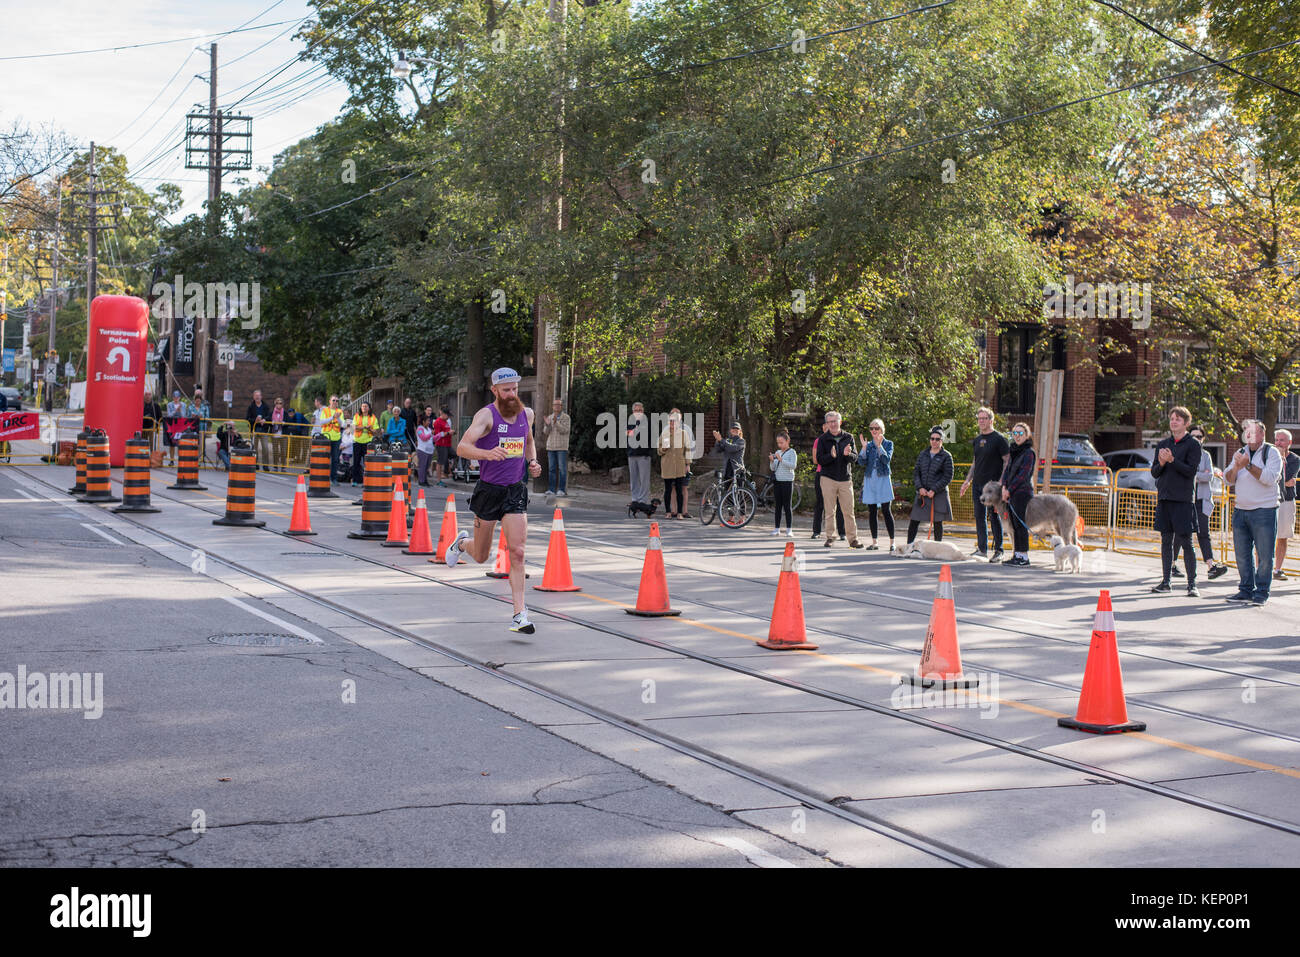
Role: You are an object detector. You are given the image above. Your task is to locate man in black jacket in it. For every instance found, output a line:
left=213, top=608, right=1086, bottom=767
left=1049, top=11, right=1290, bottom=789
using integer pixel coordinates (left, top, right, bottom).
left=1150, top=406, right=1202, bottom=596
left=400, top=397, right=418, bottom=447
left=245, top=389, right=272, bottom=469
left=816, top=411, right=862, bottom=548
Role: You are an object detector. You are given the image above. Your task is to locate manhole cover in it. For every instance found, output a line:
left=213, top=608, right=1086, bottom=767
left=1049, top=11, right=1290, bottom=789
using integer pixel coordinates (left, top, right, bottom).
left=208, top=633, right=318, bottom=647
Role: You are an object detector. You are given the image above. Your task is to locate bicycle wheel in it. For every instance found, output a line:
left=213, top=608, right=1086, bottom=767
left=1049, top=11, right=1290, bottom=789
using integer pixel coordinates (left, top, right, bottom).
left=700, top=483, right=721, bottom=525
left=790, top=483, right=802, bottom=511
left=720, top=487, right=757, bottom=528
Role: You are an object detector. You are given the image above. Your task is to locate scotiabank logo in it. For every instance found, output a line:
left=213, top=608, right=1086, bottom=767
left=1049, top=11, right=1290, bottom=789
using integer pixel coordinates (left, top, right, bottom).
left=94, top=328, right=142, bottom=385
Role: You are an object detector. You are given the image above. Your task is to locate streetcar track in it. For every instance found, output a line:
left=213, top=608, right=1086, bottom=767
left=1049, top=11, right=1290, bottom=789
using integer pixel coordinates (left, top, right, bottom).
left=9, top=469, right=986, bottom=868
left=559, top=529, right=1300, bottom=690
left=525, top=558, right=1300, bottom=746
left=31, top=468, right=1300, bottom=843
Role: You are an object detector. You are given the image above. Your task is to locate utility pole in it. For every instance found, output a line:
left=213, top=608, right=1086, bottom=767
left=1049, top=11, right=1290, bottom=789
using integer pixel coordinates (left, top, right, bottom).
left=183, top=44, right=251, bottom=400
left=534, top=0, right=566, bottom=490
left=72, top=144, right=119, bottom=405
left=44, top=177, right=62, bottom=411
left=198, top=43, right=219, bottom=399
left=48, top=177, right=61, bottom=357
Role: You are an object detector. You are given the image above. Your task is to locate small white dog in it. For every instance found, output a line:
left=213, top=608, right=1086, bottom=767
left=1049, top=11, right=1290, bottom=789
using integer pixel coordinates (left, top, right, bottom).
left=894, top=539, right=968, bottom=562
left=1050, top=534, right=1083, bottom=573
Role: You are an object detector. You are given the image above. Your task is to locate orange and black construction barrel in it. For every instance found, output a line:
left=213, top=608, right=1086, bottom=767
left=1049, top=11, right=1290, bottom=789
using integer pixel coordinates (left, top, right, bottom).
left=307, top=436, right=339, bottom=498
left=348, top=453, right=392, bottom=540
left=67, top=430, right=89, bottom=495
left=212, top=450, right=266, bottom=527
left=113, top=435, right=161, bottom=513
left=168, top=431, right=207, bottom=490
left=77, top=431, right=121, bottom=504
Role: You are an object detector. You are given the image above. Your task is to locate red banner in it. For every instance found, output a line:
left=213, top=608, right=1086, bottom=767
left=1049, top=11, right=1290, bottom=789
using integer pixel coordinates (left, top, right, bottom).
left=0, top=411, right=40, bottom=442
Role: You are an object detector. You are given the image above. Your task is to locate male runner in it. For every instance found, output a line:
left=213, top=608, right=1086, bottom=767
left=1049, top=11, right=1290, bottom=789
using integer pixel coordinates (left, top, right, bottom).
left=443, top=368, right=543, bottom=633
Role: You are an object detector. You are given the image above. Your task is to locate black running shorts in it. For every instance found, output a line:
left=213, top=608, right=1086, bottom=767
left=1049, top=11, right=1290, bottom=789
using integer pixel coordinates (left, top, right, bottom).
left=470, top=479, right=529, bottom=521
left=1154, top=499, right=1198, bottom=534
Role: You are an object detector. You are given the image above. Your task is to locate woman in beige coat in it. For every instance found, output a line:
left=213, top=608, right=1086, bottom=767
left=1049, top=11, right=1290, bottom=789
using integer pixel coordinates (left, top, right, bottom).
left=658, top=410, right=691, bottom=519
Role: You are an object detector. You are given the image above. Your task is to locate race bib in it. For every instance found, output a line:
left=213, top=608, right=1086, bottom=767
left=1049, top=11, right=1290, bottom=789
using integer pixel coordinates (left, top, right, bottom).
left=499, top=437, right=525, bottom=458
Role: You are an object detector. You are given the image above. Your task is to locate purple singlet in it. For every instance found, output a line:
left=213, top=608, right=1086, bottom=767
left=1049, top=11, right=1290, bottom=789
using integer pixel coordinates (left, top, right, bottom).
left=476, top=403, right=529, bottom=485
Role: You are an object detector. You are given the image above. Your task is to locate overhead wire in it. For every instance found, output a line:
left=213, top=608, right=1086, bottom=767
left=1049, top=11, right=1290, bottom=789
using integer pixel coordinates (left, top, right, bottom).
left=1087, top=0, right=1300, bottom=100
left=0, top=18, right=303, bottom=61
left=590, top=0, right=957, bottom=88
left=754, top=35, right=1300, bottom=189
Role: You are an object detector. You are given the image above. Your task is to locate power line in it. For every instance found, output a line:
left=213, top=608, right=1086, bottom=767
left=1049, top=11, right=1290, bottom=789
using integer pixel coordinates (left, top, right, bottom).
left=1087, top=0, right=1300, bottom=101
left=0, top=18, right=302, bottom=61
left=755, top=35, right=1300, bottom=189
left=223, top=15, right=313, bottom=68
left=228, top=0, right=386, bottom=109
left=107, top=49, right=198, bottom=143
left=591, top=0, right=957, bottom=88
left=296, top=169, right=423, bottom=219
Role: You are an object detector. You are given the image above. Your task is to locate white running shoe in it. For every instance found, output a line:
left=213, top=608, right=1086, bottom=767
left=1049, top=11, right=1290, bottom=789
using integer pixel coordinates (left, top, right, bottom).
left=787, top=528, right=796, bottom=538
left=509, top=609, right=535, bottom=634
left=444, top=529, right=470, bottom=567
left=770, top=528, right=782, bottom=536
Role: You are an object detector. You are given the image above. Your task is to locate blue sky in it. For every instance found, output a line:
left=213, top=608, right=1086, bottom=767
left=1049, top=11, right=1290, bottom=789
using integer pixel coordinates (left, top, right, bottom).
left=0, top=0, right=351, bottom=218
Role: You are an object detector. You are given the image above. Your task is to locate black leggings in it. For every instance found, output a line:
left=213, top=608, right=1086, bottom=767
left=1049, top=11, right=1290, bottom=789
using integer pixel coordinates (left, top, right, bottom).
left=907, top=520, right=943, bottom=543
left=663, top=476, right=685, bottom=514
left=1008, top=490, right=1032, bottom=554
left=867, top=503, right=894, bottom=541
left=773, top=479, right=793, bottom=529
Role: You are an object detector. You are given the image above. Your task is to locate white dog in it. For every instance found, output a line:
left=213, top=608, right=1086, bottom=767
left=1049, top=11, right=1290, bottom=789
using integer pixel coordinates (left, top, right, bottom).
left=894, top=539, right=968, bottom=562
left=1050, top=534, right=1083, bottom=573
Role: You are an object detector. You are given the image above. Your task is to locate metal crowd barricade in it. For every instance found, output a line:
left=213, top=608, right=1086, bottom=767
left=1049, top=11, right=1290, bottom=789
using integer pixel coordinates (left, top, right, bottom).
left=937, top=462, right=1112, bottom=550
left=197, top=418, right=253, bottom=470
left=0, top=411, right=61, bottom=466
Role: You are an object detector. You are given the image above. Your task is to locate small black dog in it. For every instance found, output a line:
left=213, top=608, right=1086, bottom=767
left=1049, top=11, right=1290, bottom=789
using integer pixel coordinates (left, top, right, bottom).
left=627, top=498, right=662, bottom=518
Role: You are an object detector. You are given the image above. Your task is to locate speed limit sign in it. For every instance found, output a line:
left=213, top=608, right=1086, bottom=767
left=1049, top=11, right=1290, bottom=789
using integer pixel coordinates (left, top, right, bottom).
left=217, top=344, right=236, bottom=368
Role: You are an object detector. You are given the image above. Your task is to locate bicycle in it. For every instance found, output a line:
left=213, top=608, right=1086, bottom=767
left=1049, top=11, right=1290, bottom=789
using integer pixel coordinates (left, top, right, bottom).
left=751, top=471, right=802, bottom=512
left=699, top=467, right=757, bottom=528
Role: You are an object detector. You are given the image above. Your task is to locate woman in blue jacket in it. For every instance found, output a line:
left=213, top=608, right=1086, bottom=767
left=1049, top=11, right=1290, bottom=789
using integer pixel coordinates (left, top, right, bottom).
left=857, top=418, right=895, bottom=551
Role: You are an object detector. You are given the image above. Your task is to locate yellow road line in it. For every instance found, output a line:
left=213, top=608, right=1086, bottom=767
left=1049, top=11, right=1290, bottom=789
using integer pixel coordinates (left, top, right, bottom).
left=574, top=591, right=1300, bottom=780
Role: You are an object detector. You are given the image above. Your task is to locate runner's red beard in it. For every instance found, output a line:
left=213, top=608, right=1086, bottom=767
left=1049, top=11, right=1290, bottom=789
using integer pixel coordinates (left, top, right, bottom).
left=497, top=395, right=523, bottom=417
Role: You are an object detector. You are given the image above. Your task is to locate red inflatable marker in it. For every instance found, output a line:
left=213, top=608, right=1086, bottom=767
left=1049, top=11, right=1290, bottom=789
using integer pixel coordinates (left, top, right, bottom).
left=83, top=295, right=149, bottom=466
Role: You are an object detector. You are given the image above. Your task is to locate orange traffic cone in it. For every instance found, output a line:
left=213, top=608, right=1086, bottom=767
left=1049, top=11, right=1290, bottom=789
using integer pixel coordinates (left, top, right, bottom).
left=757, top=542, right=817, bottom=650
left=403, top=490, right=435, bottom=555
left=381, top=477, right=409, bottom=547
left=534, top=508, right=581, bottom=592
left=626, top=522, right=680, bottom=617
left=485, top=527, right=529, bottom=579
left=430, top=494, right=459, bottom=565
left=1058, top=591, right=1146, bottom=734
left=486, top=527, right=510, bottom=579
left=904, top=564, right=977, bottom=688
left=285, top=476, right=316, bottom=536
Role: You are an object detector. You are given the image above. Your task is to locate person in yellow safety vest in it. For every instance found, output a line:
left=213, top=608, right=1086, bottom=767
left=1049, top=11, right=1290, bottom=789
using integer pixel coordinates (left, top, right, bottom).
left=321, top=395, right=345, bottom=485
left=351, top=400, right=379, bottom=487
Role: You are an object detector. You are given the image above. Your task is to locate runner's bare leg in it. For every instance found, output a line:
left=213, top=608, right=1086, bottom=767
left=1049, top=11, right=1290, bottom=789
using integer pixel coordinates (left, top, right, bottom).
left=463, top=515, right=497, bottom=564
left=502, top=512, right=528, bottom=615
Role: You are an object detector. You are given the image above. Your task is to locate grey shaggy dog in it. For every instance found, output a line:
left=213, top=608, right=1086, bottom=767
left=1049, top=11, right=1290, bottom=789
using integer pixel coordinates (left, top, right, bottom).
left=980, top=480, right=1081, bottom=546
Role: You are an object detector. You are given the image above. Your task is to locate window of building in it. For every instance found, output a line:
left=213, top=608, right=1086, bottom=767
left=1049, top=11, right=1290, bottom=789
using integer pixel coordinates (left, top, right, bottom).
left=1257, top=371, right=1300, bottom=424
left=998, top=326, right=1066, bottom=414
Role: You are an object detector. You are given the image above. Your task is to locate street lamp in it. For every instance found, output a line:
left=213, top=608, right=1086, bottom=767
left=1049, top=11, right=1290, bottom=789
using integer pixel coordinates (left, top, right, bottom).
left=392, top=51, right=449, bottom=79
